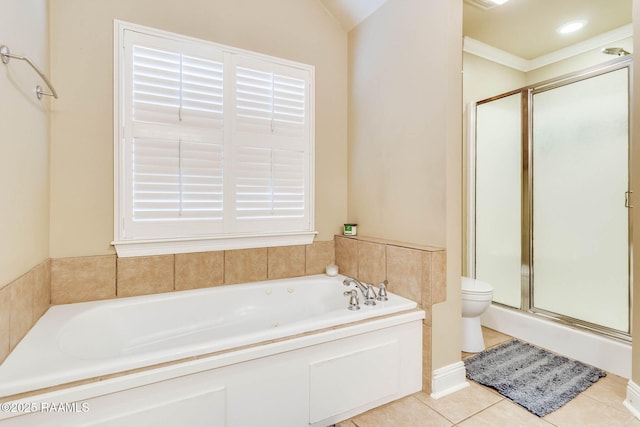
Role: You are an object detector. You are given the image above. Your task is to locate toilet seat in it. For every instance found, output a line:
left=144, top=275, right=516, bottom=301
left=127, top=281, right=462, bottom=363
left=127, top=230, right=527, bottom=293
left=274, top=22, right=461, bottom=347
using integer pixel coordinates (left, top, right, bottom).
left=461, top=277, right=493, bottom=293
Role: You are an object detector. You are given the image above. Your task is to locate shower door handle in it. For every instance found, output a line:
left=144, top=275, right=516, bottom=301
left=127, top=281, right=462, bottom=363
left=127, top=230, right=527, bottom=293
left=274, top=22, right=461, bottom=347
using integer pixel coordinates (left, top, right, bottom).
left=625, top=191, right=633, bottom=208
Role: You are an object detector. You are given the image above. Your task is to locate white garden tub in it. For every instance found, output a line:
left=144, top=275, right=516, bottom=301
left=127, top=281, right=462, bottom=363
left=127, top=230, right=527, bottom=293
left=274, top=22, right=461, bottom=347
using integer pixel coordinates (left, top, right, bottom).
left=0, top=274, right=424, bottom=426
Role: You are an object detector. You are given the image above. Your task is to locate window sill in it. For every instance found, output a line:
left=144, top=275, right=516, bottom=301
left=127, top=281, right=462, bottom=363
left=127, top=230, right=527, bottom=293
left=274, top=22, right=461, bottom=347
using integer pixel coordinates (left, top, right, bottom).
left=112, top=231, right=318, bottom=258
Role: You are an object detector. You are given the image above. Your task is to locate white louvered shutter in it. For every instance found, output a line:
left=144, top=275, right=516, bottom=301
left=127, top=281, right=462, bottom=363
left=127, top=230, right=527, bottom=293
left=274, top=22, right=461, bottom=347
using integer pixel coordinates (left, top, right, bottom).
left=116, top=24, right=314, bottom=251
left=231, top=55, right=311, bottom=232
left=122, top=32, right=225, bottom=239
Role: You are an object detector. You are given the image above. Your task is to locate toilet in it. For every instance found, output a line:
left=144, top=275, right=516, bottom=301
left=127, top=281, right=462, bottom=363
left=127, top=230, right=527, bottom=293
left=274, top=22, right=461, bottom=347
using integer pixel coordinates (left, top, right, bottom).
left=461, top=277, right=494, bottom=353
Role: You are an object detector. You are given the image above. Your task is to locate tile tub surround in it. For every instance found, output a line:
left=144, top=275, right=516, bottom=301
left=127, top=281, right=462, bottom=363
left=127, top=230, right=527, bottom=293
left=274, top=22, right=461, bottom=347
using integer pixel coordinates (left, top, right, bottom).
left=2, top=235, right=444, bottom=390
left=0, top=260, right=51, bottom=364
left=0, top=241, right=334, bottom=365
left=334, top=235, right=446, bottom=393
left=47, top=240, right=335, bottom=303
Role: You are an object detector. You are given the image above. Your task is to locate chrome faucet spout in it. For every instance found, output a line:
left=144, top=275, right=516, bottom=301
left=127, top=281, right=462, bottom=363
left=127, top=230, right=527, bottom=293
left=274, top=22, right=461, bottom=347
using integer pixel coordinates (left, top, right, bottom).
left=343, top=277, right=368, bottom=295
left=343, top=277, right=377, bottom=306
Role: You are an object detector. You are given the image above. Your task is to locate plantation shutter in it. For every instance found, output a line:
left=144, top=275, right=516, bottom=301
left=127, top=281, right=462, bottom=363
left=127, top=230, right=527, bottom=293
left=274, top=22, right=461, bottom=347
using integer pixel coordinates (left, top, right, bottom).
left=231, top=55, right=311, bottom=232
left=122, top=32, right=225, bottom=238
left=115, top=23, right=314, bottom=253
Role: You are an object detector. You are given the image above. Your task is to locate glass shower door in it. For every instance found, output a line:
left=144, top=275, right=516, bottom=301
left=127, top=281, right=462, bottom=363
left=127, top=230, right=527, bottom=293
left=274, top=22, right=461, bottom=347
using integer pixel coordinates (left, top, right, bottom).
left=475, top=93, right=522, bottom=308
left=531, top=68, right=629, bottom=332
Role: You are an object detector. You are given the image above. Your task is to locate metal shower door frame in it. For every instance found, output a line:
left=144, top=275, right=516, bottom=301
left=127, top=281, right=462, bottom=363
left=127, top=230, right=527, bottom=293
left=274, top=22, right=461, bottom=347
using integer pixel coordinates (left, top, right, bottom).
left=470, top=55, right=633, bottom=341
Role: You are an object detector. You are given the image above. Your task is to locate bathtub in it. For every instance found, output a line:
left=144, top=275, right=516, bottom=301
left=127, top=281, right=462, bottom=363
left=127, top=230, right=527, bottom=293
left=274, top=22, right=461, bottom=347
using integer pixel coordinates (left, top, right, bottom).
left=0, top=274, right=424, bottom=426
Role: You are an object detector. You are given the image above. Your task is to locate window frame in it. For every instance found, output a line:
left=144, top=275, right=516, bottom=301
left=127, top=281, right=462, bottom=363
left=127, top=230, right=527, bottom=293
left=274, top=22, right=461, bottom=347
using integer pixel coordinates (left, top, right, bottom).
left=112, top=20, right=316, bottom=257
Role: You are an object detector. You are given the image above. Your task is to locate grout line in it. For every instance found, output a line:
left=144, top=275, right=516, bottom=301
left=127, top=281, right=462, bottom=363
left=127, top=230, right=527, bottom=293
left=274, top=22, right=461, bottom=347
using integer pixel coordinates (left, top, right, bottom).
left=451, top=399, right=504, bottom=426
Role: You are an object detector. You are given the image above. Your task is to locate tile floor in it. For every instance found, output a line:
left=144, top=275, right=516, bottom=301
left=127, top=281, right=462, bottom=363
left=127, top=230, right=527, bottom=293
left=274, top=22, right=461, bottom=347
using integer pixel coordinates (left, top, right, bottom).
left=338, top=328, right=639, bottom=427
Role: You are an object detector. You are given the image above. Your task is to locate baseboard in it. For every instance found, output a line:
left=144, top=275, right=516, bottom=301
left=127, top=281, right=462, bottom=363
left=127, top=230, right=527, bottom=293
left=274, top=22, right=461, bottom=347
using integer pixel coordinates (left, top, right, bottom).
left=430, top=361, right=469, bottom=399
left=624, top=380, right=640, bottom=420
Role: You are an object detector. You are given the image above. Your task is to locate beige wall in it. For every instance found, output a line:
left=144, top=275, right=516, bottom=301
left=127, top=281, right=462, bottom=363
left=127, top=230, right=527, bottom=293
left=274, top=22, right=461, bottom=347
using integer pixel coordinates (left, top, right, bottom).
left=349, top=0, right=462, bottom=371
left=463, top=53, right=526, bottom=105
left=0, top=0, right=50, bottom=286
left=48, top=0, right=348, bottom=258
left=349, top=0, right=446, bottom=248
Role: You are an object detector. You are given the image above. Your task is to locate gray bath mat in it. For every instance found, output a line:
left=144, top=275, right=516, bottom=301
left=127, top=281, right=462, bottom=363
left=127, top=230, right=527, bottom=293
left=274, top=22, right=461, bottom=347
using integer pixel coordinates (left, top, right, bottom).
left=464, top=339, right=606, bottom=417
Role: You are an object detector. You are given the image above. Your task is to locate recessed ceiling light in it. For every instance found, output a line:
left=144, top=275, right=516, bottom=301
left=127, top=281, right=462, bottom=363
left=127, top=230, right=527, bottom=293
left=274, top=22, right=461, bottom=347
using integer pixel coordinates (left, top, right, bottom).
left=557, top=20, right=587, bottom=34
left=489, top=0, right=511, bottom=4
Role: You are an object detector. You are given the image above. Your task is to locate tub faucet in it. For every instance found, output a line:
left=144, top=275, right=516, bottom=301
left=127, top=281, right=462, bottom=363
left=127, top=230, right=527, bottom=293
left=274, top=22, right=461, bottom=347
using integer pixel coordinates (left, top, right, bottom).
left=343, top=277, right=377, bottom=305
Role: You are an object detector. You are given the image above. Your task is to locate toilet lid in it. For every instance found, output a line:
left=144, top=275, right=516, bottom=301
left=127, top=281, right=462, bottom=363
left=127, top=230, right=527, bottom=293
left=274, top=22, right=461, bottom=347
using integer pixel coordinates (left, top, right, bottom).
left=461, top=277, right=493, bottom=292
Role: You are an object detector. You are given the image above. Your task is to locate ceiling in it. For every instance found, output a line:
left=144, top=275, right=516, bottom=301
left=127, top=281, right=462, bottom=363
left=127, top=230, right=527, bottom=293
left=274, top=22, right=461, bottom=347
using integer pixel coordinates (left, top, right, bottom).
left=318, top=0, right=388, bottom=31
left=319, top=0, right=632, bottom=60
left=463, top=0, right=631, bottom=60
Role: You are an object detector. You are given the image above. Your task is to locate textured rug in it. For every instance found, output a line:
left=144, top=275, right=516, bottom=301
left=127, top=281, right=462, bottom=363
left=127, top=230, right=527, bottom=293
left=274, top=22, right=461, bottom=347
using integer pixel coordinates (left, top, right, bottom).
left=464, top=339, right=606, bottom=417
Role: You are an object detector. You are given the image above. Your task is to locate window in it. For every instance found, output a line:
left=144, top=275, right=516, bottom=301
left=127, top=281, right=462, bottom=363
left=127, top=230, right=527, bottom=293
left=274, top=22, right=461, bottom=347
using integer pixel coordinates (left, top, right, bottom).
left=113, top=21, right=315, bottom=257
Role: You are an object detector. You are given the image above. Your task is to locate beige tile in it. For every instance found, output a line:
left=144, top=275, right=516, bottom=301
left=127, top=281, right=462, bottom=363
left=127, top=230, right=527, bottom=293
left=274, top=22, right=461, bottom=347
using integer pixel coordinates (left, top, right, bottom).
left=543, top=393, right=633, bottom=426
left=224, top=248, right=267, bottom=284
left=9, top=272, right=34, bottom=350
left=335, top=422, right=357, bottom=427
left=351, top=395, right=451, bottom=427
left=51, top=255, right=116, bottom=303
left=482, top=327, right=513, bottom=350
left=458, top=399, right=553, bottom=426
left=421, top=252, right=433, bottom=325
left=357, top=241, right=386, bottom=284
left=305, top=240, right=334, bottom=275
left=463, top=329, right=513, bottom=360
left=267, top=245, right=305, bottom=279
left=582, top=373, right=628, bottom=408
left=0, top=285, right=10, bottom=363
left=117, top=255, right=174, bottom=297
left=32, top=259, right=51, bottom=321
left=175, top=251, right=224, bottom=290
left=386, top=245, right=422, bottom=304
left=335, top=236, right=358, bottom=278
left=624, top=415, right=640, bottom=426
left=431, top=250, right=446, bottom=304
left=415, top=381, right=503, bottom=424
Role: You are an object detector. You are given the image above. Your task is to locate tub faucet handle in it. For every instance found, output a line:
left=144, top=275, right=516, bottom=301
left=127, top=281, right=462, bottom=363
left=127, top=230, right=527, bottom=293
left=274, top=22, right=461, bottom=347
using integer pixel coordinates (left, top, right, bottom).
left=377, top=280, right=389, bottom=301
left=363, top=284, right=377, bottom=306
left=343, top=289, right=360, bottom=311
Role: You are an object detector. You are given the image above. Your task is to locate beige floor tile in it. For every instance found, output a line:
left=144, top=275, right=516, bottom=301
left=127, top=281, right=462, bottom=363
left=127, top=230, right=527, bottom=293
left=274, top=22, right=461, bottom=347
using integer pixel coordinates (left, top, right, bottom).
left=582, top=372, right=627, bottom=408
left=543, top=393, right=634, bottom=427
left=458, top=399, right=553, bottom=427
left=481, top=327, right=513, bottom=349
left=623, top=415, right=640, bottom=426
left=462, top=327, right=512, bottom=360
left=350, top=395, right=451, bottom=427
left=414, top=381, right=502, bottom=424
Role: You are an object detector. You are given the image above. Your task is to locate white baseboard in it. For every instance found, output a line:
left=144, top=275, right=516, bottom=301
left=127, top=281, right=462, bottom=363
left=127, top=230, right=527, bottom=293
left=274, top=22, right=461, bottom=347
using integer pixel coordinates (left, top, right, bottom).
left=624, top=380, right=640, bottom=420
left=430, top=361, right=469, bottom=399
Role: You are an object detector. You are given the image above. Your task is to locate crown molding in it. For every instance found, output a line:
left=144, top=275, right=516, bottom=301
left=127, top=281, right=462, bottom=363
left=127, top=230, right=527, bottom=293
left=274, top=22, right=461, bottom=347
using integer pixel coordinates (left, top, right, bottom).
left=464, top=24, right=632, bottom=72
left=463, top=36, right=529, bottom=71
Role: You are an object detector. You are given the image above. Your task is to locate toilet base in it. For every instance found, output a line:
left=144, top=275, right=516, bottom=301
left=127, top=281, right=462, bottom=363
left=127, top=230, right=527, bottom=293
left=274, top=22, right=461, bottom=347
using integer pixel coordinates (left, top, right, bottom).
left=462, top=316, right=485, bottom=353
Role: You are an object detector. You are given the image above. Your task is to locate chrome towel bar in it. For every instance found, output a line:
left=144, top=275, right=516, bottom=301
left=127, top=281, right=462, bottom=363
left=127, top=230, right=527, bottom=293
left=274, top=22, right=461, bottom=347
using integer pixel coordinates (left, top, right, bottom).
left=1, top=44, right=58, bottom=100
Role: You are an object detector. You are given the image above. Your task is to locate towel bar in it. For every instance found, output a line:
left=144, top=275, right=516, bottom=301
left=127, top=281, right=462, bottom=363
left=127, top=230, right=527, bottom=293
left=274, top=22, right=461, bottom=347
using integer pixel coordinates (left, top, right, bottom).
left=1, top=44, right=58, bottom=100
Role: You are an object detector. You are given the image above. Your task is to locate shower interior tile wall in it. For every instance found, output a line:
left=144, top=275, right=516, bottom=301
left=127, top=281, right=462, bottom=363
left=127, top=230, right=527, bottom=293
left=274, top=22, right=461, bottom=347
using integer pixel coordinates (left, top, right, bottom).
left=0, top=236, right=447, bottom=393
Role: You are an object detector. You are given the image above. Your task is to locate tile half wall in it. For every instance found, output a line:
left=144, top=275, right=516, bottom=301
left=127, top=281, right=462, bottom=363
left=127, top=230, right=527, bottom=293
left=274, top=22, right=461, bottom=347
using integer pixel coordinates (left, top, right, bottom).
left=0, top=236, right=447, bottom=395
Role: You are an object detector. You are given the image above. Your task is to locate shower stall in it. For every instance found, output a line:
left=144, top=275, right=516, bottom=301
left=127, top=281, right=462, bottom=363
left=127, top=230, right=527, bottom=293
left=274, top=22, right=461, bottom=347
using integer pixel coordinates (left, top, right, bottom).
left=469, top=56, right=632, bottom=340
